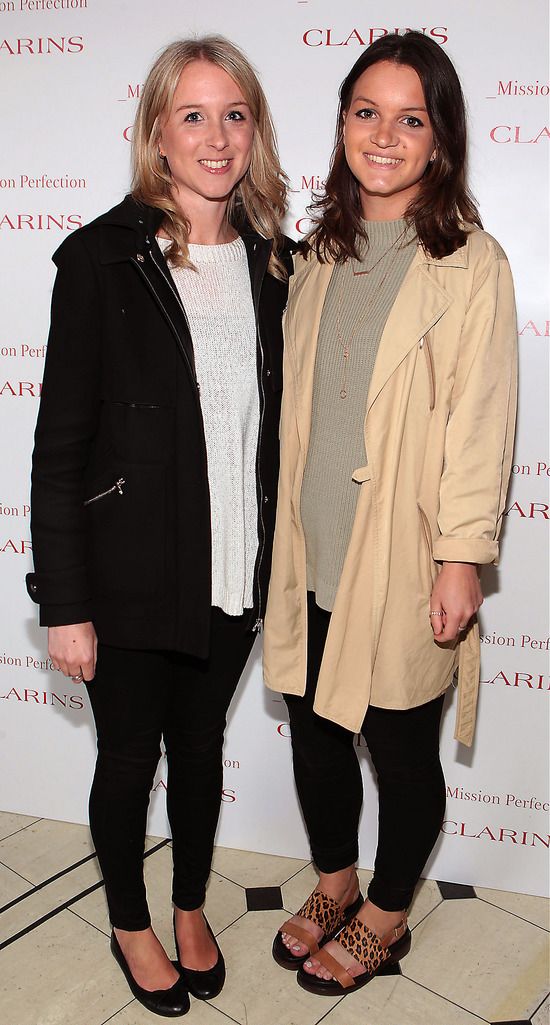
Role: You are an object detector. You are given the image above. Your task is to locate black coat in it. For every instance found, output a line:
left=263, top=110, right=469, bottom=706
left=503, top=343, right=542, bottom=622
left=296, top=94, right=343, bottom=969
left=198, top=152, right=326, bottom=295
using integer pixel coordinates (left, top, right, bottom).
left=26, top=195, right=295, bottom=657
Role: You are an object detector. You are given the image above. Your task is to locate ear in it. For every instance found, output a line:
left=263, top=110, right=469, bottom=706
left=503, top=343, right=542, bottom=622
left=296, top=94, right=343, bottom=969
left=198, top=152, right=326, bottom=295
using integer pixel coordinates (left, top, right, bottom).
left=429, top=149, right=436, bottom=163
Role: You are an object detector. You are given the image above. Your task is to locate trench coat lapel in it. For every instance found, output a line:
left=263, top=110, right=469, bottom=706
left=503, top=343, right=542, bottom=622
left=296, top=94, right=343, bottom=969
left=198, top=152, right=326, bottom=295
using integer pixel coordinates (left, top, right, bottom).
left=293, top=247, right=458, bottom=450
left=365, top=246, right=452, bottom=414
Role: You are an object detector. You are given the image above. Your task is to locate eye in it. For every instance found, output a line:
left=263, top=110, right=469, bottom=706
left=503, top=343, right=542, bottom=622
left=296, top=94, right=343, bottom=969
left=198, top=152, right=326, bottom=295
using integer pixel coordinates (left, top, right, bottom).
left=355, top=107, right=376, bottom=120
left=183, top=111, right=203, bottom=123
left=402, top=115, right=424, bottom=128
left=225, top=109, right=246, bottom=121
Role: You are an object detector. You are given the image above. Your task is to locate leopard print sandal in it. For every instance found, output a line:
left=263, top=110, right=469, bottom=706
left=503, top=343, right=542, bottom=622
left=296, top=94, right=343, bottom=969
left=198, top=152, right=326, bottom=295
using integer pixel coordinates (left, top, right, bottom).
left=296, top=913, right=411, bottom=995
left=272, top=888, right=364, bottom=970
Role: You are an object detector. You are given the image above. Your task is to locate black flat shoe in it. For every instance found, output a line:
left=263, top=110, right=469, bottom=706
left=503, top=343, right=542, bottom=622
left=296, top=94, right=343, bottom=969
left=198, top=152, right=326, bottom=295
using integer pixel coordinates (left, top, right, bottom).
left=173, top=912, right=226, bottom=1000
left=110, top=931, right=190, bottom=1017
left=272, top=889, right=364, bottom=970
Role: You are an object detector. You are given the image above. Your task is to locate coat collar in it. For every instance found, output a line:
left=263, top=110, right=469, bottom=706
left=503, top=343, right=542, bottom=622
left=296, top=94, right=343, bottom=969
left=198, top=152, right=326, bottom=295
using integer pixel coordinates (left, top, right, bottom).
left=77, top=195, right=276, bottom=269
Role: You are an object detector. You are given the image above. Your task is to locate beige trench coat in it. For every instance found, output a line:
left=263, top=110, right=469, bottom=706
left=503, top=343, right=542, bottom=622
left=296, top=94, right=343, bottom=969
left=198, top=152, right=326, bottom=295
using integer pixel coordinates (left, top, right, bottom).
left=263, top=228, right=517, bottom=745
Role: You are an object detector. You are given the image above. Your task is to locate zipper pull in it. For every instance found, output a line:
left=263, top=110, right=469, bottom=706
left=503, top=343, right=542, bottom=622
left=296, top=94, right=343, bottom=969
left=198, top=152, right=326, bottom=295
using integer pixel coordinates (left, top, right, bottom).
left=419, top=337, right=424, bottom=348
left=253, top=618, right=263, bottom=634
left=115, top=478, right=126, bottom=495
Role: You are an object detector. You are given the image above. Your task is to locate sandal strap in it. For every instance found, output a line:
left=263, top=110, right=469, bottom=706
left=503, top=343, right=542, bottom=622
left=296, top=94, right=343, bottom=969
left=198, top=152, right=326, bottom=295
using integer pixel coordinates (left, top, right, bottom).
left=278, top=920, right=320, bottom=956
left=294, top=889, right=346, bottom=936
left=314, top=947, right=356, bottom=989
left=337, top=915, right=407, bottom=973
left=378, top=917, right=408, bottom=948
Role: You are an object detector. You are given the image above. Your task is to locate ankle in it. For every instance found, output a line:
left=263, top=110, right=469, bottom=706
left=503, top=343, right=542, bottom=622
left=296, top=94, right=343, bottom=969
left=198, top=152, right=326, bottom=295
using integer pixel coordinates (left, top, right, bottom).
left=359, top=901, right=407, bottom=937
left=317, top=866, right=358, bottom=904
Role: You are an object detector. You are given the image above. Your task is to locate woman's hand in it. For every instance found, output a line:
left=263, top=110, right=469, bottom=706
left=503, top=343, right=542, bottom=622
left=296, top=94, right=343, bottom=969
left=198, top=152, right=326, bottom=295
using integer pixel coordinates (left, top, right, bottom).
left=429, top=562, right=483, bottom=644
left=48, top=622, right=98, bottom=682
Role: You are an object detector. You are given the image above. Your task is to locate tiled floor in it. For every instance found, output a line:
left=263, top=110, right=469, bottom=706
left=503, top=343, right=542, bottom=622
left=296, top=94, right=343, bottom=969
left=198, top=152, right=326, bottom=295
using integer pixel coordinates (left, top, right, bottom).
left=0, top=812, right=548, bottom=1025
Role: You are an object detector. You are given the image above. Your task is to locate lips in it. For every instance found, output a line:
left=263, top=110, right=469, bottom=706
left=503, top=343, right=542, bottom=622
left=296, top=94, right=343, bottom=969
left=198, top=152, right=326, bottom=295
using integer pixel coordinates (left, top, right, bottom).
left=199, top=158, right=231, bottom=170
left=364, top=153, right=403, bottom=166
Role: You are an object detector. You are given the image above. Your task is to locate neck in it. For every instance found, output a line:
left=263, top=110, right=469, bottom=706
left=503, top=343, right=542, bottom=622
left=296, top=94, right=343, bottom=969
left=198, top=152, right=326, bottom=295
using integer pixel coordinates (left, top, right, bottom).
left=360, top=184, right=420, bottom=222
left=172, top=187, right=237, bottom=245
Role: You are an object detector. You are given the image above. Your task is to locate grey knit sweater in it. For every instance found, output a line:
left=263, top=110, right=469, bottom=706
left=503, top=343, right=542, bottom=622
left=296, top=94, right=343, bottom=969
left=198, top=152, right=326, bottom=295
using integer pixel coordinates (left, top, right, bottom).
left=301, top=218, right=416, bottom=611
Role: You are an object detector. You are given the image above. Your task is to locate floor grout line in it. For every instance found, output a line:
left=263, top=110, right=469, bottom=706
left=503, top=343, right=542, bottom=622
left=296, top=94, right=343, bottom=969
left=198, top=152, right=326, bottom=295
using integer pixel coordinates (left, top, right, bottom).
left=0, top=881, right=106, bottom=950
left=210, top=867, right=247, bottom=892
left=206, top=999, right=245, bottom=1025
left=530, top=988, right=550, bottom=1018
left=0, top=841, right=170, bottom=949
left=313, top=994, right=347, bottom=1022
left=67, top=906, right=111, bottom=938
left=0, top=817, right=42, bottom=844
left=399, top=971, right=492, bottom=1022
left=216, top=907, right=250, bottom=939
left=0, top=850, right=98, bottom=912
left=0, top=858, right=35, bottom=888
left=476, top=895, right=550, bottom=933
left=98, top=996, right=136, bottom=1025
left=410, top=896, right=444, bottom=931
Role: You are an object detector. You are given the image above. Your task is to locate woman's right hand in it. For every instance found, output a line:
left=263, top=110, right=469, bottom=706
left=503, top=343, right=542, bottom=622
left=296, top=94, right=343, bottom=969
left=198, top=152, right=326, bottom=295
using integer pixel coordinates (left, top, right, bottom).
left=48, top=622, right=98, bottom=682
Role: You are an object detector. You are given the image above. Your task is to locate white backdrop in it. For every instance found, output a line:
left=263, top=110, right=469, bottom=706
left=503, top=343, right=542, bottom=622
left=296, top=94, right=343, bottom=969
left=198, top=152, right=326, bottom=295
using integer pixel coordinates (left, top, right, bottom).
left=0, top=0, right=548, bottom=897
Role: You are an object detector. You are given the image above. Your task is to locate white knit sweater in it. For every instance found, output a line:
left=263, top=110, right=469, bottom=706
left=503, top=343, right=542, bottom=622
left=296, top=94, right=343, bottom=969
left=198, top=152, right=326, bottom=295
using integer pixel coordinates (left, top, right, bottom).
left=158, top=236, right=258, bottom=615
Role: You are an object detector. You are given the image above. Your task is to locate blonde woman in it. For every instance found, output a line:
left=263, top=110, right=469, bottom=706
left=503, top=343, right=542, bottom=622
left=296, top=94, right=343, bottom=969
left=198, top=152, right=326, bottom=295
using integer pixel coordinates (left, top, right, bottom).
left=27, top=36, right=292, bottom=1017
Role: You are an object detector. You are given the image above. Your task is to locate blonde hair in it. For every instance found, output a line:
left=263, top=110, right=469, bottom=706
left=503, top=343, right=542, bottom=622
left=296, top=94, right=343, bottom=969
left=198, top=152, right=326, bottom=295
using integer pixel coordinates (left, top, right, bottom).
left=131, top=36, right=288, bottom=279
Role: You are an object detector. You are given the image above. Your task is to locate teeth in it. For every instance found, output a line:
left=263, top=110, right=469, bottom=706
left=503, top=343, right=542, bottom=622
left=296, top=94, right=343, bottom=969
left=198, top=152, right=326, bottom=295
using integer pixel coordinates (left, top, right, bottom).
left=367, top=154, right=401, bottom=165
left=200, top=159, right=230, bottom=168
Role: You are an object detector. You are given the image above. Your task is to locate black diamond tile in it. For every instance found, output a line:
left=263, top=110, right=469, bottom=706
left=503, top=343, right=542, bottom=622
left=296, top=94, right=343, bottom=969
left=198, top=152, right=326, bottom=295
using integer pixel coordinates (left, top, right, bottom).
left=437, top=880, right=477, bottom=900
left=245, top=885, right=283, bottom=911
left=490, top=1020, right=532, bottom=1024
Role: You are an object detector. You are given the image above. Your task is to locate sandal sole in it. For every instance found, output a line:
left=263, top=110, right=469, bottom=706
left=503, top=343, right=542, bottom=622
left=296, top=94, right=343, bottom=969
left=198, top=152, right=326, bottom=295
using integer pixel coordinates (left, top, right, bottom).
left=296, top=927, right=411, bottom=995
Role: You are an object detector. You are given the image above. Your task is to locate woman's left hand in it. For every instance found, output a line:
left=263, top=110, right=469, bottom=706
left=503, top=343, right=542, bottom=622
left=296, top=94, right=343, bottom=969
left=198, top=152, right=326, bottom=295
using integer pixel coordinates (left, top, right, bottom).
left=429, top=562, right=483, bottom=643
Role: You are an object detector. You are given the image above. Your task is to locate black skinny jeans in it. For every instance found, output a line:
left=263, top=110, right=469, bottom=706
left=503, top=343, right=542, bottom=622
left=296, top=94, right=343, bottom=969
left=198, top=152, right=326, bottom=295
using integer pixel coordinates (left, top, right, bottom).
left=85, top=608, right=255, bottom=931
left=285, top=594, right=446, bottom=911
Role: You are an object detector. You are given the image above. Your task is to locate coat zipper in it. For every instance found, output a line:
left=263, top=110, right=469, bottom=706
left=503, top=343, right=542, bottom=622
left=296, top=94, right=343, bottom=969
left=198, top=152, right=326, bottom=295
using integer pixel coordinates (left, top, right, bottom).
left=84, top=477, right=125, bottom=506
left=113, top=400, right=161, bottom=409
left=419, top=335, right=436, bottom=411
left=130, top=255, right=199, bottom=395
left=250, top=242, right=270, bottom=632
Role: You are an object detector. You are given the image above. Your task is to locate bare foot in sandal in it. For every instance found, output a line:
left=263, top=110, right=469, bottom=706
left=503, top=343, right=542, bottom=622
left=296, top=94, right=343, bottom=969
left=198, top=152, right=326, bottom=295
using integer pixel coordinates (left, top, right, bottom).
left=303, top=899, right=407, bottom=982
left=274, top=866, right=361, bottom=965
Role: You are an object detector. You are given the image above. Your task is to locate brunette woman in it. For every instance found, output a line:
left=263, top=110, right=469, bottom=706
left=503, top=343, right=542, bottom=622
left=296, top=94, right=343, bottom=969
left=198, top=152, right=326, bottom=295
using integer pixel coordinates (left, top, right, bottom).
left=26, top=36, right=292, bottom=1017
left=264, top=31, right=517, bottom=997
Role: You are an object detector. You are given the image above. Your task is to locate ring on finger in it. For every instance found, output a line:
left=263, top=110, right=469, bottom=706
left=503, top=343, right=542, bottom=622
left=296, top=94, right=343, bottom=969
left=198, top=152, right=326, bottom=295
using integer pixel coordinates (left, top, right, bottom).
left=71, top=673, right=84, bottom=682
left=429, top=610, right=444, bottom=617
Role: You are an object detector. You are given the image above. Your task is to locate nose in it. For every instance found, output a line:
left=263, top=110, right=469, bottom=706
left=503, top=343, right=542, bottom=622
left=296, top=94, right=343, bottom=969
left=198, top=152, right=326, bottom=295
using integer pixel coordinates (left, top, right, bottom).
left=370, top=118, right=398, bottom=149
left=206, top=118, right=229, bottom=151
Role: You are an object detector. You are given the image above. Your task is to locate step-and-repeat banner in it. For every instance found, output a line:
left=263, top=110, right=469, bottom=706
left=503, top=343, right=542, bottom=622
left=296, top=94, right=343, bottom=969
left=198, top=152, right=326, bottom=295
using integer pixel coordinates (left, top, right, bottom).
left=0, top=1, right=548, bottom=897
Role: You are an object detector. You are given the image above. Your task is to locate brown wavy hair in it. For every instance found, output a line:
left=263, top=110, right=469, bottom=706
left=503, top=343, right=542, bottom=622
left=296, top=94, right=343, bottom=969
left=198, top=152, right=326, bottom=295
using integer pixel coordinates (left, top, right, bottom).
left=131, top=36, right=288, bottom=279
left=307, top=31, right=482, bottom=262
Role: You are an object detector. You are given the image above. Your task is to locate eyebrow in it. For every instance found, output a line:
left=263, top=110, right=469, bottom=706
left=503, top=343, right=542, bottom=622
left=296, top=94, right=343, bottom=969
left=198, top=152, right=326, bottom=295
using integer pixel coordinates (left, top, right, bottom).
left=352, top=96, right=427, bottom=112
left=174, top=101, right=249, bottom=112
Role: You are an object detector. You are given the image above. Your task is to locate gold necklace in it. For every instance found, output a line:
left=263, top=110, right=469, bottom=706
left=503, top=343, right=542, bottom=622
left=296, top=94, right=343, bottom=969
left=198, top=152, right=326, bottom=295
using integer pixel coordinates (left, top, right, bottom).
left=336, top=231, right=411, bottom=399
left=351, top=224, right=408, bottom=276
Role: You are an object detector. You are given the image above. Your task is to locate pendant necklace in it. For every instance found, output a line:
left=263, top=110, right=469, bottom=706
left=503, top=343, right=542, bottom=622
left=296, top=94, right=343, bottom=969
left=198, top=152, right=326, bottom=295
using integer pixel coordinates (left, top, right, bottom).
left=336, top=226, right=411, bottom=399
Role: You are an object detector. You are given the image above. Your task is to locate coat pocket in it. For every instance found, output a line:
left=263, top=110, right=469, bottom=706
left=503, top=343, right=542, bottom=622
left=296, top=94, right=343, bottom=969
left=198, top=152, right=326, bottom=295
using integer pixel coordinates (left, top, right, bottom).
left=418, top=502, right=439, bottom=588
left=86, top=462, right=167, bottom=608
left=419, top=335, right=436, bottom=411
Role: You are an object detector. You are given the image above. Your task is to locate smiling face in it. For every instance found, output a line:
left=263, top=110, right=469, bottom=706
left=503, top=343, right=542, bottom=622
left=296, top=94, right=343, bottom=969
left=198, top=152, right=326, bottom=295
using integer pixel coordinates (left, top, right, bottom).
left=343, top=60, right=436, bottom=220
left=158, top=59, right=255, bottom=221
